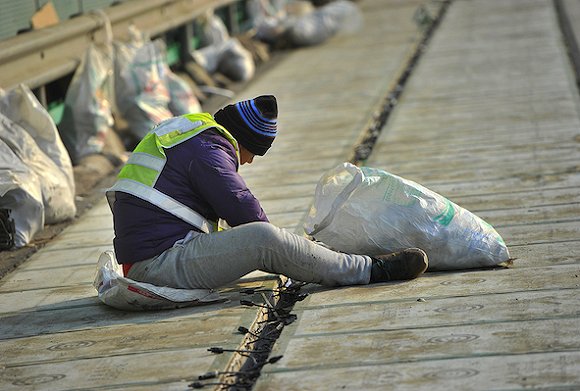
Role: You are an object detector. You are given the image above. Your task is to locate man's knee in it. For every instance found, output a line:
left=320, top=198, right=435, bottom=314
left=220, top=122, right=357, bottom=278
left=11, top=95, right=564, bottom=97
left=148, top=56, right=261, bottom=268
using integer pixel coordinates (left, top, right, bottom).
left=244, top=222, right=284, bottom=245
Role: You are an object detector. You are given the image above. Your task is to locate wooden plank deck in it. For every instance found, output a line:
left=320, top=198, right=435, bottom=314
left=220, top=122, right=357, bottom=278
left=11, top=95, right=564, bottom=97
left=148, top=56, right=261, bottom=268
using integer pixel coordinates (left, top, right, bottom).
left=255, top=0, right=580, bottom=390
left=0, top=0, right=430, bottom=389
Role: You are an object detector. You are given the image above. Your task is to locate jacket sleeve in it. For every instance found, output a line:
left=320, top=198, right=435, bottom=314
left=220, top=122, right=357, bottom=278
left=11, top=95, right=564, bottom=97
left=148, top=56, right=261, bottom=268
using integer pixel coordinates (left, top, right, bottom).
left=189, top=143, right=269, bottom=227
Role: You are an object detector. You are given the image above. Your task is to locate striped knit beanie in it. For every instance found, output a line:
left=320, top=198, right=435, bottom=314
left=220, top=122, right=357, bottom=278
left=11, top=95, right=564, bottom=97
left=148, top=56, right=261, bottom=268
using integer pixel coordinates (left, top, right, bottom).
left=214, top=95, right=278, bottom=156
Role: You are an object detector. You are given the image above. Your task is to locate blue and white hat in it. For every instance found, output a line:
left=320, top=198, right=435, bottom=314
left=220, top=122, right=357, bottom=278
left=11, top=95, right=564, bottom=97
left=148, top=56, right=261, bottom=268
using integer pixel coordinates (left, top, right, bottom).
left=214, top=95, right=278, bottom=156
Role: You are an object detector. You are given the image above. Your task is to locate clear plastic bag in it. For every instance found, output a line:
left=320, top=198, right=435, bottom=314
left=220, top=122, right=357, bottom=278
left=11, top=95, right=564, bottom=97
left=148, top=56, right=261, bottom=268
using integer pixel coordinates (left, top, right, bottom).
left=114, top=31, right=172, bottom=139
left=0, top=137, right=44, bottom=248
left=0, top=85, right=76, bottom=226
left=288, top=0, right=363, bottom=46
left=166, top=70, right=202, bottom=115
left=304, top=163, right=510, bottom=270
left=94, top=251, right=224, bottom=311
left=59, top=44, right=114, bottom=164
left=192, top=12, right=255, bottom=82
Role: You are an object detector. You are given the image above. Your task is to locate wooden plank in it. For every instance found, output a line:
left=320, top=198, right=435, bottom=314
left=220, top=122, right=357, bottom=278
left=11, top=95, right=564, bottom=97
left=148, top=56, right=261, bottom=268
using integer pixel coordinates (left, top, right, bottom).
left=1, top=314, right=244, bottom=367
left=500, top=220, right=580, bottom=245
left=301, top=264, right=580, bottom=307
left=368, top=157, right=580, bottom=184
left=450, top=186, right=580, bottom=212
left=476, top=203, right=580, bottom=228
left=255, top=351, right=580, bottom=391
left=372, top=128, right=580, bottom=156
left=16, top=246, right=105, bottom=270
left=419, top=172, right=580, bottom=199
left=373, top=143, right=579, bottom=173
left=260, top=196, right=312, bottom=216
left=0, top=284, right=98, bottom=314
left=0, top=301, right=245, bottom=340
left=0, top=348, right=224, bottom=391
left=269, top=318, right=580, bottom=370
left=291, top=288, right=580, bottom=335
left=509, top=240, right=580, bottom=267
left=0, top=264, right=95, bottom=292
left=250, top=183, right=315, bottom=201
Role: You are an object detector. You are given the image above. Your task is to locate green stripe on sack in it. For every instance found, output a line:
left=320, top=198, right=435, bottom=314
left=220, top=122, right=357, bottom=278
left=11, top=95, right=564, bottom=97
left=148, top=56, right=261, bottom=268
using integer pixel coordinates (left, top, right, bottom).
left=434, top=199, right=455, bottom=226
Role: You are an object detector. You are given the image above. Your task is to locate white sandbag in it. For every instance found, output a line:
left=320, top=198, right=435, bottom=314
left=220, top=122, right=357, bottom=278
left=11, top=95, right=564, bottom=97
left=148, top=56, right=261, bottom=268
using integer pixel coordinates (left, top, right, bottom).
left=0, top=139, right=44, bottom=248
left=0, top=87, right=76, bottom=224
left=0, top=85, right=74, bottom=182
left=115, top=33, right=172, bottom=140
left=191, top=42, right=225, bottom=74
left=218, top=39, right=256, bottom=82
left=59, top=44, right=114, bottom=164
left=94, top=251, right=224, bottom=311
left=193, top=38, right=256, bottom=82
left=247, top=0, right=298, bottom=44
left=198, top=10, right=230, bottom=47
left=304, top=163, right=510, bottom=271
left=288, top=0, right=363, bottom=46
left=166, top=70, right=202, bottom=115
left=192, top=11, right=255, bottom=82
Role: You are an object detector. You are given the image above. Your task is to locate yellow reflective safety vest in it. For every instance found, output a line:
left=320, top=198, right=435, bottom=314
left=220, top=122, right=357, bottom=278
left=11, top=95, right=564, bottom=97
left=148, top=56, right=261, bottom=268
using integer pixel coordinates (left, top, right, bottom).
left=106, top=113, right=239, bottom=233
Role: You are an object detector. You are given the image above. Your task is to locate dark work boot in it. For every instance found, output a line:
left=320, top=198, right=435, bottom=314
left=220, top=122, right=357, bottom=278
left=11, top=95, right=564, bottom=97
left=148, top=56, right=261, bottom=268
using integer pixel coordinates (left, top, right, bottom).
left=369, top=248, right=428, bottom=283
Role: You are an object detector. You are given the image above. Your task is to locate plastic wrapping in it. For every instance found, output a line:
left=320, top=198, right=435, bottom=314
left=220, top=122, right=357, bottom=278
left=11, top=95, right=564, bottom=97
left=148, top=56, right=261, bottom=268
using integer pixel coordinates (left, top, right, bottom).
left=94, top=251, right=224, bottom=311
left=115, top=32, right=172, bottom=139
left=304, top=163, right=510, bottom=270
left=166, top=70, right=202, bottom=116
left=0, top=85, right=76, bottom=226
left=59, top=44, right=114, bottom=164
left=192, top=13, right=255, bottom=82
left=0, top=138, right=44, bottom=247
left=247, top=0, right=294, bottom=43
left=288, top=0, right=363, bottom=46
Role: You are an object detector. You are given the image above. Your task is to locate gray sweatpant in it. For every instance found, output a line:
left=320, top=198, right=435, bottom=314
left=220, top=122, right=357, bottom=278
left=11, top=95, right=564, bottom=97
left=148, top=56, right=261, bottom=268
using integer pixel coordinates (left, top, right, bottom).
left=127, top=222, right=372, bottom=289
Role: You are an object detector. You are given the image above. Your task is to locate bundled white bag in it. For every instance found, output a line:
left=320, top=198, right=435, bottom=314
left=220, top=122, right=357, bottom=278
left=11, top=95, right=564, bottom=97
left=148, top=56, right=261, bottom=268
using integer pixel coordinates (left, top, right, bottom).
left=0, top=139, right=44, bottom=248
left=304, top=163, right=510, bottom=270
left=59, top=44, right=114, bottom=164
left=166, top=70, right=202, bottom=115
left=114, top=29, right=172, bottom=139
left=288, top=0, right=363, bottom=47
left=192, top=12, right=255, bottom=82
left=94, top=251, right=224, bottom=311
left=0, top=85, right=76, bottom=225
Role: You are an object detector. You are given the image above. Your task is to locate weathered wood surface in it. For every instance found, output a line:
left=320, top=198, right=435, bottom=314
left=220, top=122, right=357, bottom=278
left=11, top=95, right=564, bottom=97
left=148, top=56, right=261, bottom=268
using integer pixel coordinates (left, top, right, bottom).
left=0, top=0, right=430, bottom=389
left=255, top=0, right=580, bottom=389
left=256, top=352, right=580, bottom=391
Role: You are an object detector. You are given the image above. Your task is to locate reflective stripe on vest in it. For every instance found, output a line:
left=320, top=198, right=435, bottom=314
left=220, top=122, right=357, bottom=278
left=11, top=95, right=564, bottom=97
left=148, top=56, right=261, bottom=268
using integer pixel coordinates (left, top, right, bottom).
left=106, top=113, right=239, bottom=233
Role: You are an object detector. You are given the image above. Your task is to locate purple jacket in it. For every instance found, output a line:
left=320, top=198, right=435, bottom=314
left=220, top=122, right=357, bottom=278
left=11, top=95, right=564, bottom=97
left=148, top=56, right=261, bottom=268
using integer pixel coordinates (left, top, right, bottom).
left=112, top=129, right=269, bottom=264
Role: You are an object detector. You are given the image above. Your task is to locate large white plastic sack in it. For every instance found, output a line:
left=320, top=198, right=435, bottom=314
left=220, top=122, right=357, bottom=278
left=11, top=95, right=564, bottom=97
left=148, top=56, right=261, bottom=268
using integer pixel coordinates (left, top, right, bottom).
left=193, top=38, right=255, bottom=82
left=218, top=39, right=256, bottom=82
left=192, top=12, right=255, bottom=82
left=198, top=10, right=230, bottom=47
left=94, top=251, right=224, bottom=311
left=59, top=44, right=114, bottom=164
left=247, top=0, right=299, bottom=43
left=115, top=33, right=172, bottom=139
left=166, top=70, right=202, bottom=115
left=304, top=163, right=510, bottom=271
left=0, top=85, right=75, bottom=182
left=288, top=0, right=363, bottom=47
left=0, top=139, right=44, bottom=247
left=0, top=86, right=76, bottom=225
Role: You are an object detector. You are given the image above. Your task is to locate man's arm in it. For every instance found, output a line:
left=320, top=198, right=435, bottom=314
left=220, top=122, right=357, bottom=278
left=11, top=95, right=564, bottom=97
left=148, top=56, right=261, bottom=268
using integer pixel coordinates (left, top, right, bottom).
left=189, top=145, right=269, bottom=227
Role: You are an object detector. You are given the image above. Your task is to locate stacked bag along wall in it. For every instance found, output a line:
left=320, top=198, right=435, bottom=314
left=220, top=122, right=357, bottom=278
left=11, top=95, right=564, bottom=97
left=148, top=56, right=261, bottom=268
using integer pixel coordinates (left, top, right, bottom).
left=0, top=85, right=76, bottom=248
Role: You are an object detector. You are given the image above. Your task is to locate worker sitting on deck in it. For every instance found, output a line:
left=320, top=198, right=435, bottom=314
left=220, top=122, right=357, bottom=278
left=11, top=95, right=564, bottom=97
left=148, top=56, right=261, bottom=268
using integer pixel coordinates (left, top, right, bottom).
left=106, top=95, right=428, bottom=289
